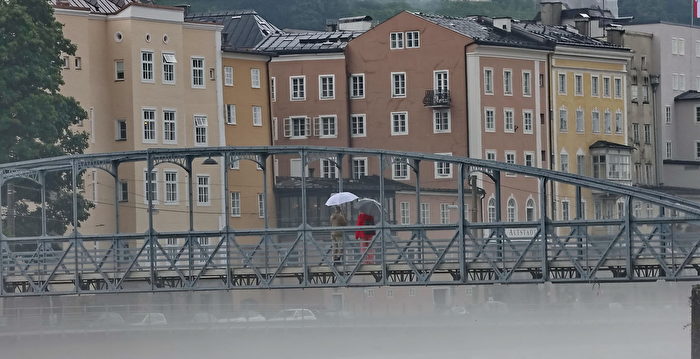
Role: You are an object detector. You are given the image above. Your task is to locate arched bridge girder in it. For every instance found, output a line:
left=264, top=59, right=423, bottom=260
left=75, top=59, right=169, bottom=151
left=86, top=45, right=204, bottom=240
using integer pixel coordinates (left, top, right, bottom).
left=0, top=146, right=699, bottom=297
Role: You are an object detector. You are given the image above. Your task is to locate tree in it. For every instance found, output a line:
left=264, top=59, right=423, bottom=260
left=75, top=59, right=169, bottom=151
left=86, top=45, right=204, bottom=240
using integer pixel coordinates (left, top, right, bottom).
left=0, top=0, right=91, bottom=237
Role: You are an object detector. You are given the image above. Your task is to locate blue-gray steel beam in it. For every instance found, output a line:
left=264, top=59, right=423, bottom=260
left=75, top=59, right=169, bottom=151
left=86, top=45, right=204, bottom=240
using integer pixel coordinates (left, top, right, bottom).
left=0, top=172, right=4, bottom=295
left=539, top=178, right=548, bottom=281
left=146, top=152, right=155, bottom=291
left=379, top=153, right=387, bottom=285
left=458, top=163, right=466, bottom=283
left=71, top=160, right=79, bottom=293
left=301, top=149, right=308, bottom=286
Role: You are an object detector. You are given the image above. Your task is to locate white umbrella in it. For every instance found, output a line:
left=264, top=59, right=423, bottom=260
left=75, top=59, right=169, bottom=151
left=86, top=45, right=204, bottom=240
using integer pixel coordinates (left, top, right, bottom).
left=325, top=192, right=359, bottom=206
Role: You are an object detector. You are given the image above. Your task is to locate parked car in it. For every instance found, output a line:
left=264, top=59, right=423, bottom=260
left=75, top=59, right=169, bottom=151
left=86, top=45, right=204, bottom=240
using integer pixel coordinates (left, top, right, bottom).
left=128, top=313, right=168, bottom=326
left=268, top=309, right=317, bottom=322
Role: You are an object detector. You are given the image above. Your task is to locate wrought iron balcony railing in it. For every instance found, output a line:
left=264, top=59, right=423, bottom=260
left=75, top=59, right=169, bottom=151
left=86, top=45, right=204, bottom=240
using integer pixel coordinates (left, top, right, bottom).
left=423, top=89, right=451, bottom=107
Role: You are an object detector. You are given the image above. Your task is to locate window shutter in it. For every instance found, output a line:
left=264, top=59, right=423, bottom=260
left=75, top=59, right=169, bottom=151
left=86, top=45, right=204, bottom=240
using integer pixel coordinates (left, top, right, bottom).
left=313, top=117, right=320, bottom=137
left=283, top=118, right=291, bottom=137
left=305, top=117, right=311, bottom=137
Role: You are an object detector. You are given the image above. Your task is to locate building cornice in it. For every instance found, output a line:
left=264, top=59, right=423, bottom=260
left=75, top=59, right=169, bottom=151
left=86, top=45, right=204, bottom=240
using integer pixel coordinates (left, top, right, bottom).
left=469, top=45, right=549, bottom=61
left=222, top=52, right=270, bottom=62
left=271, top=53, right=345, bottom=62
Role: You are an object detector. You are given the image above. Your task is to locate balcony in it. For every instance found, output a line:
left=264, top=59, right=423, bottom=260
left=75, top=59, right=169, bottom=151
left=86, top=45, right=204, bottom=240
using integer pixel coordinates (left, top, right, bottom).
left=423, top=90, right=451, bottom=107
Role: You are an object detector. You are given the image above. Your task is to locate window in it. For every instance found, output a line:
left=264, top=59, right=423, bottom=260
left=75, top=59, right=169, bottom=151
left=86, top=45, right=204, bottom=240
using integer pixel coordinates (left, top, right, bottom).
left=558, top=72, right=567, bottom=94
left=400, top=202, right=410, bottom=224
left=226, top=104, right=236, bottom=125
left=391, top=112, right=408, bottom=135
left=197, top=176, right=210, bottom=205
left=672, top=37, right=679, bottom=55
left=591, top=75, right=599, bottom=97
left=577, top=154, right=585, bottom=175
left=144, top=170, right=157, bottom=203
left=575, top=108, right=584, bottom=133
left=559, top=107, right=568, bottom=132
left=631, top=85, right=638, bottom=102
left=257, top=193, right=265, bottom=218
left=507, top=198, right=516, bottom=222
left=635, top=163, right=642, bottom=183
left=420, top=203, right=431, bottom=224
left=603, top=76, right=611, bottom=98
left=523, top=111, right=533, bottom=134
left=116, top=119, right=127, bottom=141
left=484, top=108, right=495, bottom=132
left=440, top=203, right=450, bottom=224
left=350, top=74, right=365, bottom=98
left=118, top=181, right=128, bottom=202
left=504, top=108, right=514, bottom=133
left=645, top=163, right=652, bottom=184
left=163, top=110, right=176, bottom=143
left=319, top=75, right=335, bottom=99
left=115, top=60, right=125, bottom=81
left=696, top=141, right=700, bottom=160
left=697, top=40, right=700, bottom=57
left=406, top=31, right=420, bottom=48
left=679, top=38, right=686, bottom=55
left=505, top=151, right=516, bottom=176
left=561, top=201, right=570, bottom=221
left=524, top=152, right=534, bottom=167
left=317, top=115, right=337, bottom=137
left=321, top=159, right=337, bottom=178
left=680, top=74, right=686, bottom=90
left=164, top=171, right=178, bottom=204
left=591, top=110, right=600, bottom=133
left=285, top=117, right=310, bottom=138
left=250, top=68, right=260, bottom=88
left=142, top=109, right=156, bottom=143
left=393, top=158, right=409, bottom=180
left=352, top=157, right=367, bottom=179
left=485, top=150, right=496, bottom=161
left=575, top=74, right=583, bottom=95
left=191, top=57, right=204, bottom=88
left=665, top=106, right=672, bottom=124
left=487, top=198, right=496, bottom=223
left=141, top=51, right=154, bottom=82
left=270, top=77, right=276, bottom=101
left=560, top=152, right=569, bottom=173
left=526, top=199, right=535, bottom=221
left=614, top=77, right=622, bottom=98
left=248, top=106, right=261, bottom=127
left=434, top=70, right=449, bottom=94
left=522, top=71, right=531, bottom=96
left=607, top=154, right=630, bottom=180
left=194, top=115, right=207, bottom=146
left=162, top=52, right=176, bottom=84
left=696, top=106, right=700, bottom=123
left=391, top=72, right=406, bottom=97
left=672, top=73, right=680, bottom=90
left=503, top=69, right=512, bottom=95
left=615, top=111, right=623, bottom=134
left=290, top=76, right=306, bottom=100
left=632, top=123, right=640, bottom=143
left=434, top=153, right=452, bottom=179
left=484, top=68, right=494, bottom=94
left=224, top=66, right=233, bottom=86
left=351, top=114, right=366, bottom=137
left=71, top=57, right=81, bottom=70
left=230, top=192, right=241, bottom=217
left=594, top=156, right=607, bottom=178
left=666, top=141, right=672, bottom=159
left=390, top=32, right=404, bottom=49
left=641, top=124, right=651, bottom=145
left=433, top=109, right=450, bottom=133
left=62, top=55, right=70, bottom=69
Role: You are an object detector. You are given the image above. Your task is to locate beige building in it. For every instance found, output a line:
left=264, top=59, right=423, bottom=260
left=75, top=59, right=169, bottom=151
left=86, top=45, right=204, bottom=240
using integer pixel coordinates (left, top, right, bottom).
left=53, top=1, right=225, bottom=239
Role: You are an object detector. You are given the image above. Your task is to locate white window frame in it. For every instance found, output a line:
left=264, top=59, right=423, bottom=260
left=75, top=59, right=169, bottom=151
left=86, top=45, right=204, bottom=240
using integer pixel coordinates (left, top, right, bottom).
left=320, top=158, right=338, bottom=179
left=163, top=109, right=177, bottom=144
left=230, top=192, right=241, bottom=217
left=604, top=109, right=612, bottom=134
left=504, top=108, right=515, bottom=133
left=484, top=68, right=494, bottom=95
left=665, top=106, right=672, bottom=124
left=434, top=152, right=453, bottom=179
left=164, top=170, right=178, bottom=204
left=484, top=107, right=495, bottom=132
left=143, top=169, right=158, bottom=204
left=194, top=115, right=208, bottom=146
left=390, top=111, right=408, bottom=136
left=142, top=108, right=157, bottom=144
left=115, top=119, right=127, bottom=141
left=591, top=75, right=599, bottom=97
left=524, top=151, right=534, bottom=167
left=503, top=69, right=513, bottom=95
left=420, top=203, right=431, bottom=224
left=226, top=104, right=236, bottom=125
left=666, top=141, right=672, bottom=159
left=270, top=77, right=276, bottom=101
left=141, top=50, right=154, bottom=83
left=391, top=72, right=406, bottom=98
left=559, top=107, right=568, bottom=132
left=603, top=76, right=611, bottom=98
left=575, top=108, right=584, bottom=133
left=350, top=73, right=365, bottom=99
left=615, top=110, right=623, bottom=134
left=440, top=203, right=450, bottom=224
left=196, top=175, right=210, bottom=206
left=523, top=110, right=533, bottom=134
left=257, top=193, right=265, bottom=218
left=290, top=76, right=306, bottom=101
left=507, top=198, right=517, bottom=222
left=695, top=141, right=700, bottom=160
left=485, top=150, right=497, bottom=161
left=162, top=52, right=176, bottom=85
left=574, top=73, right=583, bottom=96
left=319, top=74, right=335, bottom=100
left=317, top=115, right=337, bottom=138
left=558, top=72, right=567, bottom=95
left=115, top=59, right=125, bottom=81
left=392, top=159, right=409, bottom=180
left=352, top=157, right=368, bottom=179
left=592, top=109, right=600, bottom=133
left=433, top=109, right=451, bottom=133
left=560, top=152, right=569, bottom=173
left=406, top=31, right=420, bottom=48
left=224, top=66, right=234, bottom=86
left=249, top=105, right=262, bottom=127
left=505, top=151, right=516, bottom=177
left=351, top=114, right=366, bottom=137
left=390, top=32, right=404, bottom=49
left=522, top=70, right=532, bottom=97
left=614, top=77, right=623, bottom=99
left=250, top=68, right=261, bottom=88
left=191, top=56, right=205, bottom=89
left=400, top=201, right=410, bottom=225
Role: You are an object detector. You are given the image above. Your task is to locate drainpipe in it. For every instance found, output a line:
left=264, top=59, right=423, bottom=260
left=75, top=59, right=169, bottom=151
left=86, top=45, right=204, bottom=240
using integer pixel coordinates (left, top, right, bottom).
left=546, top=52, right=555, bottom=217
left=650, top=75, right=660, bottom=185
left=464, top=43, right=470, bottom=159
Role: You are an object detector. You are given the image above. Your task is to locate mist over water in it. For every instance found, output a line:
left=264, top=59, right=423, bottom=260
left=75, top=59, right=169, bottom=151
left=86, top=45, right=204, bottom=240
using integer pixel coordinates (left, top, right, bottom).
left=0, top=282, right=689, bottom=359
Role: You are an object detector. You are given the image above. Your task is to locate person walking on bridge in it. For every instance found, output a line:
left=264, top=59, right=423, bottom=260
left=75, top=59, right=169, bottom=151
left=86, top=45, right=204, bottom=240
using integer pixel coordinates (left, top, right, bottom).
left=330, top=206, right=347, bottom=265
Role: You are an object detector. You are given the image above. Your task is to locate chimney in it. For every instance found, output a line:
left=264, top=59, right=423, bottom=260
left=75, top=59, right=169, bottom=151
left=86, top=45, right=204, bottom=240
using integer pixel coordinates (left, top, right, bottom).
left=574, top=18, right=590, bottom=37
left=173, top=4, right=190, bottom=17
left=606, top=27, right=625, bottom=46
left=540, top=1, right=563, bottom=26
left=325, top=19, right=338, bottom=32
left=337, top=16, right=373, bottom=32
left=493, top=17, right=512, bottom=32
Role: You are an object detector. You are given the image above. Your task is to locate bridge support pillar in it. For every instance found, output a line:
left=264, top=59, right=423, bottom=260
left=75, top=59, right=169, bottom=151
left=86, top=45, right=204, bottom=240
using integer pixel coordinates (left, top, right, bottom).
left=693, top=285, right=700, bottom=359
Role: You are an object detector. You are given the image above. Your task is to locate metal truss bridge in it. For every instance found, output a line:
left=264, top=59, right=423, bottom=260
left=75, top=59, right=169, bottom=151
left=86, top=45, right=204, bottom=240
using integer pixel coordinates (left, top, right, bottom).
left=1, top=146, right=700, bottom=296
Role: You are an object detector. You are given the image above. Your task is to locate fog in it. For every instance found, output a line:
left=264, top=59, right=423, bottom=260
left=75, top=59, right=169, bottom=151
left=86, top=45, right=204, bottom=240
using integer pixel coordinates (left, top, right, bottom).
left=0, top=282, right=689, bottom=359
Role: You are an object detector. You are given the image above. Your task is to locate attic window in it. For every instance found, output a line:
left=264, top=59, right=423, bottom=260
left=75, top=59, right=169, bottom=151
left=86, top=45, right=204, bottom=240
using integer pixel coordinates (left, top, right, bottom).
left=231, top=15, right=242, bottom=19
left=162, top=53, right=177, bottom=64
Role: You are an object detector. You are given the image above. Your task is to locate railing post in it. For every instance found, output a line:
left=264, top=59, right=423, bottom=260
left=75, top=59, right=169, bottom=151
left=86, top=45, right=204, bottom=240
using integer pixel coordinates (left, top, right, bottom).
left=146, top=152, right=155, bottom=291
left=223, top=152, right=231, bottom=289
left=0, top=172, right=4, bottom=296
left=113, top=161, right=120, bottom=235
left=261, top=153, right=270, bottom=285
left=379, top=153, right=386, bottom=286
left=539, top=177, right=548, bottom=282
left=40, top=171, right=47, bottom=237
left=186, top=156, right=194, bottom=287
left=494, top=170, right=503, bottom=262
left=300, top=150, right=308, bottom=287
left=413, top=159, right=422, bottom=268
left=575, top=186, right=583, bottom=260
left=72, top=160, right=80, bottom=293
left=336, top=153, right=344, bottom=192
left=458, top=163, right=466, bottom=283
left=625, top=196, right=633, bottom=280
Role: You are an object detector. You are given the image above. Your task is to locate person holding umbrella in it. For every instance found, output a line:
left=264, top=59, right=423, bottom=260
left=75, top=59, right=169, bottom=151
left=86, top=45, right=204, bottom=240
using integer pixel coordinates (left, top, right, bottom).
left=325, top=192, right=358, bottom=265
left=355, top=199, right=380, bottom=264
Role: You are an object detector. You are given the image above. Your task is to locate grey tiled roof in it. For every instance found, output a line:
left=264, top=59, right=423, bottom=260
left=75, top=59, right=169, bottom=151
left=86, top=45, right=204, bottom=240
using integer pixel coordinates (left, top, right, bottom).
left=589, top=140, right=634, bottom=150
left=186, top=11, right=282, bottom=53
left=254, top=31, right=360, bottom=55
left=50, top=0, right=137, bottom=14
left=517, top=22, right=623, bottom=49
left=413, top=13, right=549, bottom=50
left=675, top=90, right=700, bottom=102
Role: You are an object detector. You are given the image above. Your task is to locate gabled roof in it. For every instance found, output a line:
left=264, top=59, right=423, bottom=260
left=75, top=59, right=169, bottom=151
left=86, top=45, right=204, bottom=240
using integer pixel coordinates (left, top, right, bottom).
left=186, top=11, right=282, bottom=53
left=50, top=0, right=137, bottom=13
left=675, top=90, right=700, bottom=102
left=254, top=31, right=360, bottom=55
left=517, top=22, right=624, bottom=50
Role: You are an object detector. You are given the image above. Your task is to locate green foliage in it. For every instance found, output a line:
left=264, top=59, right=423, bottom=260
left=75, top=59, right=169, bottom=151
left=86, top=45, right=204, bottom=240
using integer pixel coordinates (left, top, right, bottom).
left=0, top=0, right=91, bottom=236
left=620, top=0, right=697, bottom=25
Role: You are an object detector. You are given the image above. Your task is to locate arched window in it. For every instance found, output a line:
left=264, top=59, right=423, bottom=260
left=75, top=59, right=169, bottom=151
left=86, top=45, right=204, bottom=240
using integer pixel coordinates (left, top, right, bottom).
left=526, top=199, right=535, bottom=221
left=507, top=198, right=516, bottom=222
left=488, top=198, right=496, bottom=223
